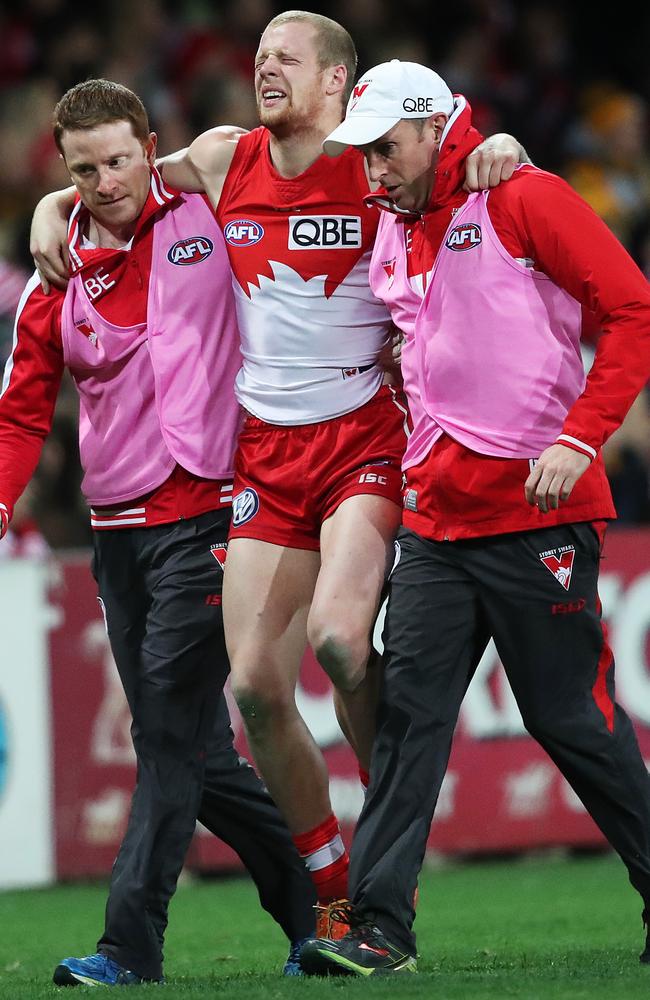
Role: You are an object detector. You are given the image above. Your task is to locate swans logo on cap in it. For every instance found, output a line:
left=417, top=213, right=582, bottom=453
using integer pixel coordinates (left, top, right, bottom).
left=446, top=223, right=482, bottom=252
left=350, top=82, right=369, bottom=110
left=167, top=237, right=214, bottom=264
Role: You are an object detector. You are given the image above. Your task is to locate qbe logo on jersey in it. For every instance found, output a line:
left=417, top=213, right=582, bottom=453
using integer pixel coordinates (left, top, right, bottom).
left=288, top=215, right=362, bottom=250
left=446, top=223, right=482, bottom=252
left=167, top=236, right=214, bottom=264
left=232, top=488, right=260, bottom=527
left=224, top=219, right=265, bottom=247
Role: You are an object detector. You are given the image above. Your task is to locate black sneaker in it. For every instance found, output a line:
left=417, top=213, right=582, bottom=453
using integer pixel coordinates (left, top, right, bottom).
left=641, top=909, right=650, bottom=965
left=300, top=922, right=417, bottom=977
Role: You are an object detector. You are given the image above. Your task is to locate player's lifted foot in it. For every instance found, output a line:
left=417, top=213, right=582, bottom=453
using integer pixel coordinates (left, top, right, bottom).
left=315, top=898, right=351, bottom=940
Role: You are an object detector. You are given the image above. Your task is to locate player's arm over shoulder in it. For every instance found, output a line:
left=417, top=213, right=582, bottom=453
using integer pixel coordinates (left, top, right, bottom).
left=158, top=126, right=247, bottom=208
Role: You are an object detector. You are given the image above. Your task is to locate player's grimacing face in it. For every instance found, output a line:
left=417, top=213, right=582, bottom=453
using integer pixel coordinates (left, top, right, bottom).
left=254, top=22, right=327, bottom=132
left=61, top=120, right=156, bottom=234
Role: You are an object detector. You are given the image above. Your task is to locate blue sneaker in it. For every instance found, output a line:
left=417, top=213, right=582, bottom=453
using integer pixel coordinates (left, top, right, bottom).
left=282, top=937, right=311, bottom=976
left=52, top=953, right=159, bottom=986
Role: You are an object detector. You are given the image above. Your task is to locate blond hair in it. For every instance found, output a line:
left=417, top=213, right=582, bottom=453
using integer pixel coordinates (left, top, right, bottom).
left=265, top=11, right=357, bottom=105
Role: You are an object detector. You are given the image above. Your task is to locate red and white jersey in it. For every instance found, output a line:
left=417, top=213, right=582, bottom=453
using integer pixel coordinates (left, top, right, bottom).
left=217, top=128, right=392, bottom=425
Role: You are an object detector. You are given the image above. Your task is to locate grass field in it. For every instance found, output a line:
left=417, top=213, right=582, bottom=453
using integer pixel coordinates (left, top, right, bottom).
left=0, top=850, right=648, bottom=999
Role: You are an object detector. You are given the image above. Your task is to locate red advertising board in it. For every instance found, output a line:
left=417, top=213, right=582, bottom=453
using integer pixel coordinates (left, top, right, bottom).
left=49, top=529, right=650, bottom=878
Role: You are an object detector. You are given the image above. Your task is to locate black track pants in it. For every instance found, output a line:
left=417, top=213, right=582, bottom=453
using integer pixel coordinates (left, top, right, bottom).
left=92, top=510, right=315, bottom=979
left=350, top=524, right=650, bottom=956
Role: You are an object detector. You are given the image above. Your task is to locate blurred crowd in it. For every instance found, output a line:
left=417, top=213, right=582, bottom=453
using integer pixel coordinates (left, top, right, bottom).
left=1, top=0, right=649, bottom=548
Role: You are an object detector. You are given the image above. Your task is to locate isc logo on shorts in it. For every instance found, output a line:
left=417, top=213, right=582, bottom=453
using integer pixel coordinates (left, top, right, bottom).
left=224, top=220, right=265, bottom=246
left=288, top=215, right=362, bottom=250
left=446, top=223, right=482, bottom=252
left=232, top=488, right=260, bottom=526
left=167, top=237, right=214, bottom=264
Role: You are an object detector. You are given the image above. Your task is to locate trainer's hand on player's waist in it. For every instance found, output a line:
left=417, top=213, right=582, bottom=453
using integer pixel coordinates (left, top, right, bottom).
left=464, top=134, right=523, bottom=191
left=524, top=444, right=591, bottom=514
left=30, top=190, right=73, bottom=293
left=379, top=326, right=404, bottom=385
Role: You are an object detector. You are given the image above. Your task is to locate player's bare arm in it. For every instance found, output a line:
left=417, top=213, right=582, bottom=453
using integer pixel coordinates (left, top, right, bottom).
left=30, top=187, right=76, bottom=292
left=158, top=126, right=246, bottom=210
left=30, top=126, right=246, bottom=294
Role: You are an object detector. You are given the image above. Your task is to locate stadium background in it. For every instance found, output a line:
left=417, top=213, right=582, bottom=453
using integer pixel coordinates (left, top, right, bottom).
left=0, top=0, right=650, bottom=894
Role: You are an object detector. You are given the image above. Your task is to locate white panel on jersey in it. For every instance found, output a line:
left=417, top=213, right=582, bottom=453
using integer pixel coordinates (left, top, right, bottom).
left=234, top=254, right=391, bottom=424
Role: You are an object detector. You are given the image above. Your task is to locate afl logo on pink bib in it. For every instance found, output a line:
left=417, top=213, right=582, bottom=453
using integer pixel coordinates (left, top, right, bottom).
left=224, top=219, right=265, bottom=247
left=167, top=237, right=214, bottom=265
left=446, top=223, right=482, bottom=252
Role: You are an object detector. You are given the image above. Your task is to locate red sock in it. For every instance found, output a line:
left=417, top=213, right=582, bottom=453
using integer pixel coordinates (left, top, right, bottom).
left=359, top=767, right=370, bottom=789
left=293, top=814, right=349, bottom=903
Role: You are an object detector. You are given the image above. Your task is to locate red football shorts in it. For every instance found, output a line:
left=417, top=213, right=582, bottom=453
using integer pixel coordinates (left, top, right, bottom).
left=228, top=386, right=408, bottom=550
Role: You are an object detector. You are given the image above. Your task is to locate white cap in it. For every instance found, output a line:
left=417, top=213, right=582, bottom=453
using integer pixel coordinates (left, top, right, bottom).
left=324, top=59, right=454, bottom=157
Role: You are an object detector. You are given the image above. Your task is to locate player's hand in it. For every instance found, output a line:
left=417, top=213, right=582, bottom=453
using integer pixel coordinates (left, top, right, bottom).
left=524, top=444, right=592, bottom=513
left=30, top=191, right=72, bottom=293
left=379, top=326, right=404, bottom=383
left=464, top=134, right=522, bottom=191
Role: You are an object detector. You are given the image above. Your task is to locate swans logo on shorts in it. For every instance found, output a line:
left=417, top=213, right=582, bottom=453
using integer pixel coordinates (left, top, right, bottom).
left=224, top=220, right=265, bottom=246
left=210, top=543, right=228, bottom=569
left=539, top=545, right=575, bottom=591
left=232, top=488, right=260, bottom=526
left=446, top=223, right=482, bottom=251
left=167, top=237, right=214, bottom=264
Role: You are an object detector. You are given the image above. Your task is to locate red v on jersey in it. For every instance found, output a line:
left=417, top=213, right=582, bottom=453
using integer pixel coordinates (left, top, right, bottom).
left=217, top=128, right=378, bottom=299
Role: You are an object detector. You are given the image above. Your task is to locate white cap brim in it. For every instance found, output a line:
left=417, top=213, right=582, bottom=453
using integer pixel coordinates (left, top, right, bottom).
left=323, top=115, right=401, bottom=157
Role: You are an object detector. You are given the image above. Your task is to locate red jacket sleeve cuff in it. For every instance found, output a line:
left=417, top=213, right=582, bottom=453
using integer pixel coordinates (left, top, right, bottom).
left=555, top=434, right=597, bottom=461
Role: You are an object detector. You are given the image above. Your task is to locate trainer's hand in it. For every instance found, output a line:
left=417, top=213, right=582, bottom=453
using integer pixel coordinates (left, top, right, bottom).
left=30, top=191, right=72, bottom=293
left=524, top=444, right=591, bottom=513
left=464, top=134, right=522, bottom=191
left=379, top=326, right=404, bottom=383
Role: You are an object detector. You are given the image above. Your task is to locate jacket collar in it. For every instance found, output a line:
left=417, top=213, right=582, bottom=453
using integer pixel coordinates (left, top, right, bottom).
left=67, top=167, right=181, bottom=275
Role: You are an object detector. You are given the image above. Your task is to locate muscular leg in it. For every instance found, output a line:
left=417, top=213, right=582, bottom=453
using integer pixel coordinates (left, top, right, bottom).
left=331, top=649, right=383, bottom=772
left=310, top=495, right=401, bottom=769
left=222, top=537, right=329, bottom=835
left=197, top=695, right=317, bottom=943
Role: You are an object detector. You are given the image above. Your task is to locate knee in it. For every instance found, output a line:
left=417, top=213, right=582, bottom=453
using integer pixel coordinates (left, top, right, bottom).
left=309, top=622, right=369, bottom=692
left=231, top=675, right=295, bottom=734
